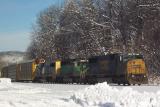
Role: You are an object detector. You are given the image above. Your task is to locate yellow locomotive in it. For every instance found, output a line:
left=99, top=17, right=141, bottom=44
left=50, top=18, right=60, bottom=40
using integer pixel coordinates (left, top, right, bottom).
left=127, top=58, right=148, bottom=85
left=87, top=53, right=148, bottom=85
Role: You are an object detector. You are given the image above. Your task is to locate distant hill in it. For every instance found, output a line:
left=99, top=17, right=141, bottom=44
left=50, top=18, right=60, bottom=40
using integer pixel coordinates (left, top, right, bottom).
left=0, top=51, right=26, bottom=71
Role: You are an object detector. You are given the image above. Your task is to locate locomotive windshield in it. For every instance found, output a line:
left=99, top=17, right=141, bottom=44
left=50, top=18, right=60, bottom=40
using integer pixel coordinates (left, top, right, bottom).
left=122, top=54, right=143, bottom=61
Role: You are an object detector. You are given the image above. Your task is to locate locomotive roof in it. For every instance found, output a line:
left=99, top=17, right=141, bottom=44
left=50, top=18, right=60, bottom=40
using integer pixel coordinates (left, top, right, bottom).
left=89, top=53, right=143, bottom=59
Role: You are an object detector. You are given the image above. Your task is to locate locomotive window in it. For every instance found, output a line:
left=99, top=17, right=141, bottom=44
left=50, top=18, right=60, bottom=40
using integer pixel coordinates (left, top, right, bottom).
left=135, top=55, right=143, bottom=59
left=123, top=55, right=143, bottom=61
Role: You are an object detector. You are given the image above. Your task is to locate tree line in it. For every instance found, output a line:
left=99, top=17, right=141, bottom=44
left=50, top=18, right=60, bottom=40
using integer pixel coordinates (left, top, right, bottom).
left=27, top=0, right=160, bottom=76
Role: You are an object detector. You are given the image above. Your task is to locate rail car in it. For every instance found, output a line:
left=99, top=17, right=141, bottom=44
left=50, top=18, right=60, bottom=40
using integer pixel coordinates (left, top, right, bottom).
left=1, top=60, right=37, bottom=82
left=1, top=53, right=148, bottom=85
left=1, top=66, right=8, bottom=78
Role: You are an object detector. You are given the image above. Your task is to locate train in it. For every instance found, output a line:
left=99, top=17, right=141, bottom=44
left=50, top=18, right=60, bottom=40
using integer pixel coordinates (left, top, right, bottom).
left=1, top=53, right=148, bottom=85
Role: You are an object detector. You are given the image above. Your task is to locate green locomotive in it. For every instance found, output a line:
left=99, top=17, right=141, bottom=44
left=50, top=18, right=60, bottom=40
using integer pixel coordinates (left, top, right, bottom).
left=58, top=59, right=88, bottom=83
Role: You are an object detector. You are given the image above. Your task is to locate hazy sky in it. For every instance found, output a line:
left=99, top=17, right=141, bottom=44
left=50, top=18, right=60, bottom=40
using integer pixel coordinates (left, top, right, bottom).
left=0, top=0, right=63, bottom=52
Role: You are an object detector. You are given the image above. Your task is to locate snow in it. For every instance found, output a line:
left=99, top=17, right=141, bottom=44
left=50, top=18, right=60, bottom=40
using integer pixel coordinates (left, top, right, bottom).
left=0, top=79, right=84, bottom=107
left=71, top=82, right=160, bottom=107
left=0, top=78, right=160, bottom=107
left=0, top=78, right=11, bottom=85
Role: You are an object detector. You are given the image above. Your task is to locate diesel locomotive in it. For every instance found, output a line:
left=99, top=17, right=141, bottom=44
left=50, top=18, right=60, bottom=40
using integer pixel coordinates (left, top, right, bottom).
left=1, top=53, right=148, bottom=85
left=87, top=54, right=148, bottom=85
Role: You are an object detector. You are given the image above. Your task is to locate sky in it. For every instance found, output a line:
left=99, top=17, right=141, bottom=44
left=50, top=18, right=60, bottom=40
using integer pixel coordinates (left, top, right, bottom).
left=0, top=0, right=63, bottom=52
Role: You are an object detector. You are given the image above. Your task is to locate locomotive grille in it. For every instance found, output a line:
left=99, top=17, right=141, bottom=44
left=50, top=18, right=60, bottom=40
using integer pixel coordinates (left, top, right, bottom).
left=127, top=59, right=146, bottom=75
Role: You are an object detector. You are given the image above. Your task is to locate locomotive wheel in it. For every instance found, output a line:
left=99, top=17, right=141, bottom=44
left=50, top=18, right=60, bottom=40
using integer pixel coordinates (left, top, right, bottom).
left=127, top=83, right=131, bottom=86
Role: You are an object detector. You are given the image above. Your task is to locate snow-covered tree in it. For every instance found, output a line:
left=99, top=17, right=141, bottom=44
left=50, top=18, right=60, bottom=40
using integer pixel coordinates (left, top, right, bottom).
left=27, top=6, right=61, bottom=60
left=27, top=0, right=160, bottom=81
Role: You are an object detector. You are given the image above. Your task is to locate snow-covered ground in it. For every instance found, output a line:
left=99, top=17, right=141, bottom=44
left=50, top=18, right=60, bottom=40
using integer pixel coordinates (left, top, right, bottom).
left=0, top=78, right=160, bottom=107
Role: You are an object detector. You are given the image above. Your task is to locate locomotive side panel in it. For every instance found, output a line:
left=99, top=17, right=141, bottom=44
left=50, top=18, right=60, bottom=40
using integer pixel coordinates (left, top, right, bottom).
left=88, top=55, right=117, bottom=77
left=60, top=61, right=74, bottom=76
left=46, top=63, right=55, bottom=81
left=34, top=61, right=56, bottom=82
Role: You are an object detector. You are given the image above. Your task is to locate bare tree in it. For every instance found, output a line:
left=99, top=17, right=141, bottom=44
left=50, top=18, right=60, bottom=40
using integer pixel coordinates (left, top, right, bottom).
left=27, top=5, right=61, bottom=60
left=27, top=0, right=160, bottom=81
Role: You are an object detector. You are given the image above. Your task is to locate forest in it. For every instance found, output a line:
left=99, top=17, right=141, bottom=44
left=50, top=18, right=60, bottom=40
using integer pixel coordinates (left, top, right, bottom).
left=27, top=0, right=160, bottom=80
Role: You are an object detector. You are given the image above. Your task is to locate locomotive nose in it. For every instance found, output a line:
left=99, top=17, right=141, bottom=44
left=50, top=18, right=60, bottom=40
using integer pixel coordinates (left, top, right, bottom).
left=127, top=59, right=148, bottom=84
left=127, top=59, right=146, bottom=75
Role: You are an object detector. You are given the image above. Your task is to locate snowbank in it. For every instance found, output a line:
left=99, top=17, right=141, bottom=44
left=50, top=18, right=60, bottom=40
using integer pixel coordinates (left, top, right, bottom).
left=0, top=78, right=12, bottom=90
left=0, top=81, right=159, bottom=107
left=71, top=82, right=160, bottom=107
left=0, top=78, right=11, bottom=85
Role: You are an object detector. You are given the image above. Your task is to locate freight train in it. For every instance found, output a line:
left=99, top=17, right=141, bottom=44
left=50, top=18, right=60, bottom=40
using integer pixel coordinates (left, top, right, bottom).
left=1, top=53, right=148, bottom=85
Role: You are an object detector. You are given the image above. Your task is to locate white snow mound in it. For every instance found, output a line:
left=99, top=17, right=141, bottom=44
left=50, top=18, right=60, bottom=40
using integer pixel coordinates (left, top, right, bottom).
left=71, top=82, right=160, bottom=107
left=0, top=78, right=11, bottom=85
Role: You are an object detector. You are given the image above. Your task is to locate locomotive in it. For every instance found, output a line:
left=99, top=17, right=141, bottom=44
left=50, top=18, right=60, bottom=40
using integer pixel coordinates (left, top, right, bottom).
left=1, top=53, right=148, bottom=85
left=87, top=54, right=148, bottom=85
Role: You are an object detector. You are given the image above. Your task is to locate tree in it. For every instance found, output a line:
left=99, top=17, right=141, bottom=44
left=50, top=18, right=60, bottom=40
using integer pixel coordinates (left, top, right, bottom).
left=27, top=5, right=61, bottom=60
left=27, top=0, right=160, bottom=80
